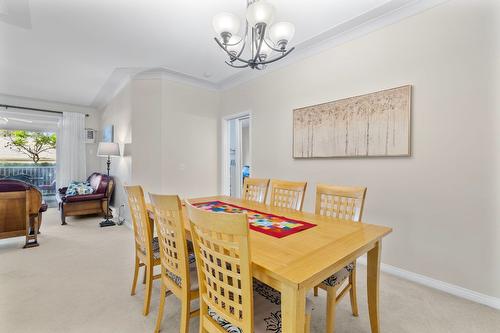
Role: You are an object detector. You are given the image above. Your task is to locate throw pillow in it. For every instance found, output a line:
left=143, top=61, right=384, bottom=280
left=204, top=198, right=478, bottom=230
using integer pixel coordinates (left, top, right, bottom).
left=66, top=181, right=95, bottom=196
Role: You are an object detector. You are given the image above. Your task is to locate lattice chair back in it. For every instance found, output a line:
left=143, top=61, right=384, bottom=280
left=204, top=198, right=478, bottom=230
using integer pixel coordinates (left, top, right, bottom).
left=186, top=202, right=254, bottom=333
left=269, top=179, right=307, bottom=211
left=148, top=194, right=191, bottom=291
left=242, top=178, right=270, bottom=203
left=315, top=184, right=367, bottom=222
left=124, top=185, right=153, bottom=257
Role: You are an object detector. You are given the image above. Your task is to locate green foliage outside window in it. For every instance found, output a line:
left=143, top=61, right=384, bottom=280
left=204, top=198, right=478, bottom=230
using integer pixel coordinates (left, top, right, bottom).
left=1, top=130, right=57, bottom=164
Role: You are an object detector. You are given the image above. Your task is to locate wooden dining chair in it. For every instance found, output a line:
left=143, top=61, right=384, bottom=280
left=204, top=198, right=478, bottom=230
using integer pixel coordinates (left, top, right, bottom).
left=186, top=202, right=313, bottom=333
left=269, top=179, right=307, bottom=211
left=124, top=185, right=161, bottom=316
left=242, top=177, right=270, bottom=203
left=313, top=184, right=367, bottom=333
left=148, top=194, right=199, bottom=333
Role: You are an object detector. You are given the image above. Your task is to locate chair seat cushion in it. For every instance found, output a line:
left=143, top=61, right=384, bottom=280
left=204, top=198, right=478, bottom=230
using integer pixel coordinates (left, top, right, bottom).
left=151, top=237, right=160, bottom=260
left=321, top=262, right=355, bottom=287
left=165, top=254, right=198, bottom=291
left=209, top=280, right=313, bottom=333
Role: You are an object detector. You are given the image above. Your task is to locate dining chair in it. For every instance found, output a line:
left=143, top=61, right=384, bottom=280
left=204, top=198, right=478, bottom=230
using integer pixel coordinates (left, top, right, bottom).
left=186, top=202, right=313, bottom=333
left=148, top=194, right=199, bottom=333
left=124, top=185, right=161, bottom=316
left=269, top=179, right=307, bottom=211
left=313, top=183, right=367, bottom=333
left=242, top=177, right=270, bottom=203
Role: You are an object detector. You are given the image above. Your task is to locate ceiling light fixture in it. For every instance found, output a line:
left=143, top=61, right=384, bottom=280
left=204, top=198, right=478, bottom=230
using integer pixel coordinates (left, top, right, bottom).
left=213, top=0, right=295, bottom=70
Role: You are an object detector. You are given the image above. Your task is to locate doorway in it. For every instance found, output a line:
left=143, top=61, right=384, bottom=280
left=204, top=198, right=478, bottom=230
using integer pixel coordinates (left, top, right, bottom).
left=222, top=113, right=251, bottom=197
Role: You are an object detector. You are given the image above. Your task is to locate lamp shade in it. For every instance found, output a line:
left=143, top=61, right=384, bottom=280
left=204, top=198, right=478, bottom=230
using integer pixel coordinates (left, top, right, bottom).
left=97, top=142, right=120, bottom=157
left=269, top=22, right=295, bottom=46
left=213, top=12, right=240, bottom=36
left=246, top=0, right=275, bottom=27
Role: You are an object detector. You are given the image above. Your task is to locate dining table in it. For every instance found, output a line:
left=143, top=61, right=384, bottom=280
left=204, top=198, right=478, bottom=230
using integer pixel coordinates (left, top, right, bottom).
left=147, top=195, right=392, bottom=333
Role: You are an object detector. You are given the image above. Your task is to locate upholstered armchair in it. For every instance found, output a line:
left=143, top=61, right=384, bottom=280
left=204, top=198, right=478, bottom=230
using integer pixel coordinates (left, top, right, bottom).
left=0, top=179, right=47, bottom=248
left=56, top=172, right=114, bottom=225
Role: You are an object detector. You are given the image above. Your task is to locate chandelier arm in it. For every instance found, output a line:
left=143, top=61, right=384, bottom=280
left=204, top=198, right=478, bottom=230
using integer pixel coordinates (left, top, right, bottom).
left=252, top=25, right=266, bottom=62
left=214, top=37, right=253, bottom=64
left=257, top=47, right=295, bottom=65
left=225, top=61, right=250, bottom=68
left=263, top=38, right=285, bottom=53
left=234, top=22, right=249, bottom=60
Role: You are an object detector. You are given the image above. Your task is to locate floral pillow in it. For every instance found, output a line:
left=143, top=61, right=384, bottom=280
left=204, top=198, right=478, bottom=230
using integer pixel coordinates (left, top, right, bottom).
left=66, top=181, right=95, bottom=196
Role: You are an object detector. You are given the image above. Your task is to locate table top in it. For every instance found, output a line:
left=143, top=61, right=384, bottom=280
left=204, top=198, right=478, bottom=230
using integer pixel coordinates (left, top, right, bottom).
left=148, top=195, right=392, bottom=288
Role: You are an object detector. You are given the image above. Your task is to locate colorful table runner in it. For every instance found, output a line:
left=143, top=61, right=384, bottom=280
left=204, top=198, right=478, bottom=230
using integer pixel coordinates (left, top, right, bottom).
left=193, top=201, right=316, bottom=238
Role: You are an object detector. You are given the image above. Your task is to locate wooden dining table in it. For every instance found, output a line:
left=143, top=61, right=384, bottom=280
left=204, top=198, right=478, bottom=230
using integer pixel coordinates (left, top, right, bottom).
left=147, top=195, right=392, bottom=333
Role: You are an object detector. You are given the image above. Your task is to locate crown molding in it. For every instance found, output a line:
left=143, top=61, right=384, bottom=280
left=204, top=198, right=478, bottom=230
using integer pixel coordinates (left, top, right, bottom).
left=93, top=67, right=219, bottom=110
left=94, top=0, right=449, bottom=110
left=0, top=93, right=97, bottom=114
left=217, top=0, right=450, bottom=90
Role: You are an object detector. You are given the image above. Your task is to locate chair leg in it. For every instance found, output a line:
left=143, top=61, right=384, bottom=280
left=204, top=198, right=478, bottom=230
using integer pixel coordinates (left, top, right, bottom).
left=143, top=264, right=153, bottom=316
left=143, top=267, right=147, bottom=284
left=131, top=256, right=140, bottom=296
left=313, top=286, right=318, bottom=296
left=326, top=285, right=338, bottom=333
left=155, top=282, right=167, bottom=333
left=180, top=293, right=191, bottom=333
left=349, top=265, right=359, bottom=317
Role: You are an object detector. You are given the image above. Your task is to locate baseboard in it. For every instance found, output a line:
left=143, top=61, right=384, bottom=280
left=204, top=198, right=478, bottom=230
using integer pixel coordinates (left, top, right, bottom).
left=357, top=257, right=500, bottom=310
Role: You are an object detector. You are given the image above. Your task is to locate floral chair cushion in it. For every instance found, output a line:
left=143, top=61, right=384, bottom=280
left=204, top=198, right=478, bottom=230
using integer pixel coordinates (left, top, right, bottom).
left=65, top=181, right=95, bottom=196
left=321, top=262, right=355, bottom=287
left=165, top=253, right=198, bottom=291
left=209, top=280, right=313, bottom=333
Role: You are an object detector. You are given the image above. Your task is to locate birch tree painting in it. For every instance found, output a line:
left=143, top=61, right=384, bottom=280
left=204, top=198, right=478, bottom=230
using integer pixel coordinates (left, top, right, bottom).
left=293, top=85, right=411, bottom=158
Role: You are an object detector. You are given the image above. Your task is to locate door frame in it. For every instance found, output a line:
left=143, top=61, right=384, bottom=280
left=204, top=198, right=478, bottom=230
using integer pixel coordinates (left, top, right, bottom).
left=220, top=111, right=252, bottom=196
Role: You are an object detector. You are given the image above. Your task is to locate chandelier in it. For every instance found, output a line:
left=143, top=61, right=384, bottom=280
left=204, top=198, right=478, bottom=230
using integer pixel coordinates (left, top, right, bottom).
left=212, top=0, right=295, bottom=70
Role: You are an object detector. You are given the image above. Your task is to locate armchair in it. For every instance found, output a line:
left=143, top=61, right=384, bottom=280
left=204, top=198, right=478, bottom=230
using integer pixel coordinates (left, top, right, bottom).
left=56, top=172, right=114, bottom=225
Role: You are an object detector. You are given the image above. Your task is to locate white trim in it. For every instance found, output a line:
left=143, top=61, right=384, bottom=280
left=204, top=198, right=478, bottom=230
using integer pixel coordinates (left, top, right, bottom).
left=92, top=0, right=449, bottom=110
left=357, top=257, right=500, bottom=310
left=0, top=93, right=97, bottom=114
left=218, top=0, right=449, bottom=90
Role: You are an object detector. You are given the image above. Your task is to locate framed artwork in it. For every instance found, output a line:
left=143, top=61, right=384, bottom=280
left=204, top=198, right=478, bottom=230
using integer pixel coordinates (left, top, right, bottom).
left=102, top=125, right=114, bottom=143
left=293, top=85, right=411, bottom=158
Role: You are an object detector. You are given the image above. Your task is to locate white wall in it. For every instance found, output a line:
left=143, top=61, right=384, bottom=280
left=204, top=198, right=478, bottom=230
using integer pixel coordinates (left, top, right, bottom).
left=220, top=0, right=499, bottom=298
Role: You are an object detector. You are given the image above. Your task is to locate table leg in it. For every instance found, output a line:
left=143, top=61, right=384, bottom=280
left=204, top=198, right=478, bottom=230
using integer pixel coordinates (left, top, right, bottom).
left=367, top=240, right=381, bottom=333
left=281, top=283, right=306, bottom=333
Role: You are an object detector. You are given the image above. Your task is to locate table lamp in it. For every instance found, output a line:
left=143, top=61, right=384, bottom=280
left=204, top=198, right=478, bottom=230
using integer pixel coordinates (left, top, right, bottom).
left=97, top=142, right=120, bottom=227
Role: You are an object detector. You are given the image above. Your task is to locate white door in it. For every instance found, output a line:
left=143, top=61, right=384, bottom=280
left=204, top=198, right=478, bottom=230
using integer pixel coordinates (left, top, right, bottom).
left=222, top=114, right=251, bottom=198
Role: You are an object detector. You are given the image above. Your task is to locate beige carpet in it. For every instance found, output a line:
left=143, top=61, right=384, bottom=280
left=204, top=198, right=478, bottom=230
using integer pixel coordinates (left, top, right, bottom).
left=0, top=209, right=498, bottom=333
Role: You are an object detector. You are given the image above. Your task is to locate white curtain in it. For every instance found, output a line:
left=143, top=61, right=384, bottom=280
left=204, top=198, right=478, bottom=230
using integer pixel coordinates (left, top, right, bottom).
left=56, top=112, right=86, bottom=187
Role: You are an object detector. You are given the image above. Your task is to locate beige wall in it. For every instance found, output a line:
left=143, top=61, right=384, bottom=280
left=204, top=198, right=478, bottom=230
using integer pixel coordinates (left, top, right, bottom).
left=220, top=0, right=499, bottom=297
left=161, top=79, right=220, bottom=198
left=100, top=75, right=220, bottom=220
left=100, top=81, right=133, bottom=220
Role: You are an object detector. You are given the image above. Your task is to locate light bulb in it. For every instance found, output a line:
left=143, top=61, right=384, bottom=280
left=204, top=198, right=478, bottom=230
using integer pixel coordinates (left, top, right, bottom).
left=246, top=0, right=275, bottom=28
left=269, top=22, right=295, bottom=49
left=213, top=12, right=240, bottom=38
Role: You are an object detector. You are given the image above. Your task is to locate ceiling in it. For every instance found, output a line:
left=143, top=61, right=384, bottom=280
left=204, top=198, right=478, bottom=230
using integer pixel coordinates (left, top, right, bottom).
left=0, top=0, right=439, bottom=109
